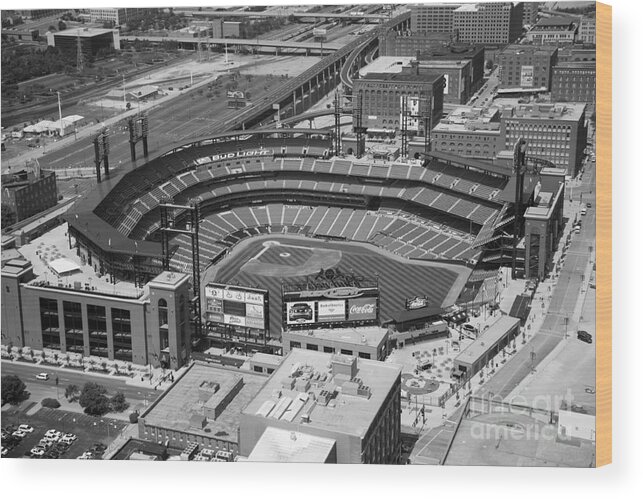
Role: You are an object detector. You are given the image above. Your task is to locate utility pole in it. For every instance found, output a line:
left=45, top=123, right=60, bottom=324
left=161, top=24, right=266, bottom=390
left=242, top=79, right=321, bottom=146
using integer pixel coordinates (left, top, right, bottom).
left=57, top=91, right=63, bottom=137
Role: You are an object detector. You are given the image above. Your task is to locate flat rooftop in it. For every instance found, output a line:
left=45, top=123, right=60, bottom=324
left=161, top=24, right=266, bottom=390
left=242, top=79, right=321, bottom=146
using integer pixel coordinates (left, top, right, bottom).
left=17, top=223, right=144, bottom=299
left=247, top=427, right=336, bottom=463
left=501, top=44, right=558, bottom=56
left=360, top=71, right=443, bottom=84
left=433, top=106, right=501, bottom=133
left=508, top=103, right=586, bottom=122
left=285, top=326, right=388, bottom=349
left=53, top=28, right=116, bottom=38
left=455, top=315, right=520, bottom=366
left=243, top=350, right=402, bottom=438
left=359, top=56, right=413, bottom=78
left=143, top=362, right=267, bottom=443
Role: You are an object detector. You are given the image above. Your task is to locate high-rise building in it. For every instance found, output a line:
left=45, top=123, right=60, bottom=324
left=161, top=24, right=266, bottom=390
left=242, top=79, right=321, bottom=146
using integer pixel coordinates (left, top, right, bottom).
left=453, top=2, right=524, bottom=44
left=239, top=350, right=403, bottom=463
left=81, top=8, right=154, bottom=26
left=500, top=103, right=587, bottom=176
left=410, top=3, right=462, bottom=33
left=497, top=44, right=558, bottom=90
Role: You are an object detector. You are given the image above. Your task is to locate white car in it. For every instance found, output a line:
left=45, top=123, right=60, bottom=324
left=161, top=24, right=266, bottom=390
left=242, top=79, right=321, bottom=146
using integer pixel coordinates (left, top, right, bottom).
left=11, top=429, right=27, bottom=438
left=61, top=434, right=77, bottom=444
left=30, top=447, right=46, bottom=457
left=18, top=424, right=34, bottom=433
left=45, top=429, right=61, bottom=437
left=36, top=373, right=49, bottom=381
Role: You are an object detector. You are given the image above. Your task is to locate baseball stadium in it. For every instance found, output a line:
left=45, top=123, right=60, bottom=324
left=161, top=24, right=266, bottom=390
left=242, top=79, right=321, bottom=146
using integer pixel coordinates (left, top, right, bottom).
left=65, top=127, right=559, bottom=354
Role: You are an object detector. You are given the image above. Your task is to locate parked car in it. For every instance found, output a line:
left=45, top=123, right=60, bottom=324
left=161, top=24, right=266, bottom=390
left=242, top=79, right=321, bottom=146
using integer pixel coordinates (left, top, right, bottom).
left=577, top=330, right=593, bottom=344
left=36, top=373, right=49, bottom=381
left=18, top=424, right=34, bottom=433
left=11, top=429, right=27, bottom=438
left=462, top=323, right=477, bottom=333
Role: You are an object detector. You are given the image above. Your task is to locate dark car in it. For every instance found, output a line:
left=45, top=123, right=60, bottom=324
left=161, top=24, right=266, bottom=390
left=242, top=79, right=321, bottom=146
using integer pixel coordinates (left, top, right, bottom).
left=289, top=303, right=313, bottom=322
left=577, top=330, right=593, bottom=344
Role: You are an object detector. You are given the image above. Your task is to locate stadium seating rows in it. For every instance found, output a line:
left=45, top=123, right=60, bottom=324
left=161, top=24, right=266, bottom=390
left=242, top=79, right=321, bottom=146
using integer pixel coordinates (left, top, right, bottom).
left=115, top=155, right=503, bottom=237
left=167, top=203, right=481, bottom=272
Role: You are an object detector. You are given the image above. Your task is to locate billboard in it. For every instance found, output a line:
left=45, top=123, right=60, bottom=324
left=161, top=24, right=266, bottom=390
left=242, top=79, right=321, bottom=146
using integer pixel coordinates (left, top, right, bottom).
left=348, top=297, right=378, bottom=321
left=520, top=65, right=534, bottom=87
left=317, top=300, right=346, bottom=322
left=286, top=301, right=315, bottom=325
left=204, top=283, right=269, bottom=332
left=400, top=95, right=420, bottom=132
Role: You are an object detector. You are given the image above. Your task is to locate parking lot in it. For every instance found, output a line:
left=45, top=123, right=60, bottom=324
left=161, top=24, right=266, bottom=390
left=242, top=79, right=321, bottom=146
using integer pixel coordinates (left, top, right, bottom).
left=1, top=406, right=128, bottom=459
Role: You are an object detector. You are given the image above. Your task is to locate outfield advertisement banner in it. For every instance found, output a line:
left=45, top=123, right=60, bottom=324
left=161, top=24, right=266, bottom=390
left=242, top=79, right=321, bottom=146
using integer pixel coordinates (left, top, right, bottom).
left=348, top=297, right=378, bottom=321
left=317, top=300, right=346, bottom=321
left=286, top=301, right=315, bottom=325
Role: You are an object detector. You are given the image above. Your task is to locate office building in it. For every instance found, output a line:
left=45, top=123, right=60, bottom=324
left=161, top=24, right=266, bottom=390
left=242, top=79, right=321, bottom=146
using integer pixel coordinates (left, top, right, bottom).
left=432, top=106, right=503, bottom=159
left=47, top=28, right=120, bottom=58
left=526, top=16, right=577, bottom=45
left=578, top=16, right=596, bottom=44
left=137, top=361, right=267, bottom=457
left=453, top=2, right=524, bottom=44
left=239, top=350, right=402, bottom=463
left=353, top=72, right=445, bottom=134
left=501, top=102, right=587, bottom=176
left=497, top=44, right=558, bottom=90
left=378, top=31, right=456, bottom=57
left=551, top=62, right=596, bottom=103
left=410, top=3, right=462, bottom=33
left=1, top=169, right=57, bottom=223
left=557, top=46, right=595, bottom=63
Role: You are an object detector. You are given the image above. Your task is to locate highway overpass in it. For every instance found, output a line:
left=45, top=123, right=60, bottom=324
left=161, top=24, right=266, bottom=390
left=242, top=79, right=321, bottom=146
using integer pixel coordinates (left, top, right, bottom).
left=120, top=35, right=342, bottom=54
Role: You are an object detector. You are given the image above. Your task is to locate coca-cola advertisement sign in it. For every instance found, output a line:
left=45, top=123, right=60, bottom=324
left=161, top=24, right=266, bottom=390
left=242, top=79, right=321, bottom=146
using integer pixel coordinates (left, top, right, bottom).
left=347, top=297, right=377, bottom=321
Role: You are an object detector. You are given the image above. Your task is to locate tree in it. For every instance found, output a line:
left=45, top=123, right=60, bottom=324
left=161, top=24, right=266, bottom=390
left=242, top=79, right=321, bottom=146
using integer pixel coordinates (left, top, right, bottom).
left=42, top=397, right=61, bottom=408
left=111, top=392, right=129, bottom=412
left=65, top=384, right=80, bottom=402
left=1, top=375, right=29, bottom=405
left=79, top=382, right=110, bottom=416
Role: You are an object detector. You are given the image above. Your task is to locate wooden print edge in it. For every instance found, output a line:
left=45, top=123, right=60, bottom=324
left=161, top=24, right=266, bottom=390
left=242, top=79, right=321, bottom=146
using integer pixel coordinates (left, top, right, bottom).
left=595, top=1, right=612, bottom=467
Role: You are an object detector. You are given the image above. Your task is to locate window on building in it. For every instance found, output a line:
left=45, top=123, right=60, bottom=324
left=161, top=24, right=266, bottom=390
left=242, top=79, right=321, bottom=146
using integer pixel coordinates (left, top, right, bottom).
left=358, top=352, right=371, bottom=359
left=87, top=304, right=108, bottom=358
left=112, top=308, right=132, bottom=362
left=253, top=366, right=263, bottom=373
left=290, top=341, right=301, bottom=350
left=40, top=297, right=60, bottom=349
left=63, top=301, right=84, bottom=354
left=340, top=349, right=353, bottom=356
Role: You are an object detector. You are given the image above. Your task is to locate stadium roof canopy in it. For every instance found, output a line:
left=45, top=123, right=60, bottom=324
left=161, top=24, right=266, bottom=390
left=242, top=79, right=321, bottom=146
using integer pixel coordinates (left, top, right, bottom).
left=422, top=151, right=513, bottom=177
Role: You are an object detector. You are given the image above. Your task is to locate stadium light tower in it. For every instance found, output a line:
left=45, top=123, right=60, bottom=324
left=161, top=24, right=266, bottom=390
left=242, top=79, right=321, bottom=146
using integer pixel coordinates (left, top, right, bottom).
left=160, top=200, right=202, bottom=339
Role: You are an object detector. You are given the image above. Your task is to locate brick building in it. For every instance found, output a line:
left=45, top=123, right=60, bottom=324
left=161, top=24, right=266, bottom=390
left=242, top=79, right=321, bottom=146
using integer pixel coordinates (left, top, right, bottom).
left=500, top=103, right=587, bottom=176
left=353, top=72, right=445, bottom=134
left=1, top=169, right=57, bottom=222
left=526, top=16, right=577, bottom=45
left=239, top=350, right=403, bottom=463
left=432, top=106, right=502, bottom=159
left=551, top=62, right=596, bottom=104
left=497, top=44, right=558, bottom=90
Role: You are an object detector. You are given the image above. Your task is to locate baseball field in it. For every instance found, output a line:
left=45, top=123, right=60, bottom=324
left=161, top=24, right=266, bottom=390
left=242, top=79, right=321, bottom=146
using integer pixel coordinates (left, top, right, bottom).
left=204, top=235, right=472, bottom=336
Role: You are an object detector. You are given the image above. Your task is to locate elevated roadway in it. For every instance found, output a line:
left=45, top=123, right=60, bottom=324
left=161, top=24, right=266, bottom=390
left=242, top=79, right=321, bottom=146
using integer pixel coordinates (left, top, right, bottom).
left=120, top=35, right=343, bottom=54
left=176, top=9, right=392, bottom=22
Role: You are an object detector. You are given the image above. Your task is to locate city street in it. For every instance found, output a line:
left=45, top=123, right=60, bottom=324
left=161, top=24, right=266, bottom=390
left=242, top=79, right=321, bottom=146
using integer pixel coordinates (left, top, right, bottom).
left=1, top=360, right=161, bottom=405
left=478, top=158, right=597, bottom=401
